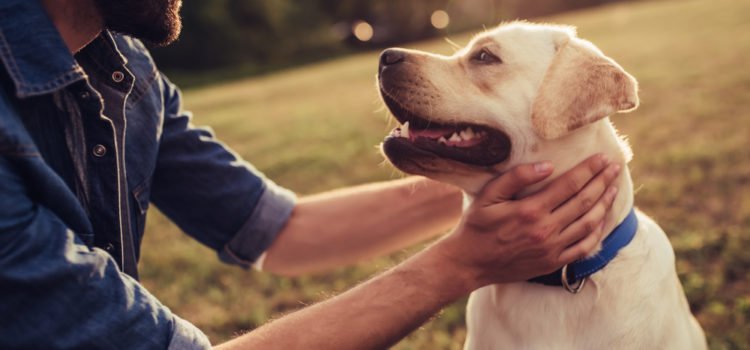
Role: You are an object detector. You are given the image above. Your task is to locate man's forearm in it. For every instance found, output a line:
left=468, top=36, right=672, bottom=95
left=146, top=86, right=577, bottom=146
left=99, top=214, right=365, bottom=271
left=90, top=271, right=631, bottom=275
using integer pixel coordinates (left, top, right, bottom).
left=218, top=157, right=620, bottom=350
left=263, top=177, right=463, bottom=275
left=215, top=242, right=473, bottom=350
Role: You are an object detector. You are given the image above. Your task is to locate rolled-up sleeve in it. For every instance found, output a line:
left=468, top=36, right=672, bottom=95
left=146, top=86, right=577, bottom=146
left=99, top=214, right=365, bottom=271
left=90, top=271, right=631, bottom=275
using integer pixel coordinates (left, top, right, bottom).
left=0, top=158, right=211, bottom=349
left=218, top=180, right=295, bottom=268
left=150, top=75, right=296, bottom=267
left=169, top=315, right=213, bottom=350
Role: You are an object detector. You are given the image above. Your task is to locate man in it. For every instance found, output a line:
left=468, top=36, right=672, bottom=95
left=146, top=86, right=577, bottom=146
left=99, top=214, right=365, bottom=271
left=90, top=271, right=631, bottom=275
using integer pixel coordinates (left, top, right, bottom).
left=0, top=0, right=621, bottom=349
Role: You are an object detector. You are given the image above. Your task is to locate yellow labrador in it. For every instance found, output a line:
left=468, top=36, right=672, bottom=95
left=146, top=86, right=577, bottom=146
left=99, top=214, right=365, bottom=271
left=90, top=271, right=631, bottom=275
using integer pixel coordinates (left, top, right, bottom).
left=377, top=22, right=706, bottom=349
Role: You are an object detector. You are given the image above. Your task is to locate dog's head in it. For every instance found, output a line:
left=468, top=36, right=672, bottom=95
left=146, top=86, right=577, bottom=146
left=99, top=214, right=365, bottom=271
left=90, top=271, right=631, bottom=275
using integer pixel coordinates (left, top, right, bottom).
left=378, top=22, right=638, bottom=194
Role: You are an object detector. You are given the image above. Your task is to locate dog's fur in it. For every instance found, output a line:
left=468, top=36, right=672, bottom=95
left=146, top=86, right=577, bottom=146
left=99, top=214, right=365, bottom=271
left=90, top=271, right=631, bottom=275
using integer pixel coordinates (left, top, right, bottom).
left=378, top=22, right=706, bottom=349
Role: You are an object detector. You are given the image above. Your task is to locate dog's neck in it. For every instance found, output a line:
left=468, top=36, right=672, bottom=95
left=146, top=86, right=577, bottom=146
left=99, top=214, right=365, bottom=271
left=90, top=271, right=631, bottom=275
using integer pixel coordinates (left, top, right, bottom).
left=466, top=119, right=634, bottom=248
left=528, top=119, right=634, bottom=243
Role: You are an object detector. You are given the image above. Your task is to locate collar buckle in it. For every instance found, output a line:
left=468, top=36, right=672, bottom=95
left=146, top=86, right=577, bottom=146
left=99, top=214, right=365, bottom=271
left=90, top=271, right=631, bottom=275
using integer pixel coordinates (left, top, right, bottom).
left=561, top=264, right=586, bottom=294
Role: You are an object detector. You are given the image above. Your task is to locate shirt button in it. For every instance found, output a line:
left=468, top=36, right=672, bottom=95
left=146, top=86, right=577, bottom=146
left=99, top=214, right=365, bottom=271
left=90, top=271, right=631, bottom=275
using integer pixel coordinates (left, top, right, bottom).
left=80, top=91, right=91, bottom=100
left=104, top=243, right=115, bottom=252
left=92, top=144, right=107, bottom=157
left=111, top=71, right=125, bottom=83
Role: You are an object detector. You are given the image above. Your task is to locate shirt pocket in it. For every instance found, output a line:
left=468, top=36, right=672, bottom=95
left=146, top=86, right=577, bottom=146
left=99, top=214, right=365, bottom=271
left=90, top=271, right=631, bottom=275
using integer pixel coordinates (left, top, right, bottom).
left=131, top=178, right=151, bottom=251
left=124, top=77, right=163, bottom=256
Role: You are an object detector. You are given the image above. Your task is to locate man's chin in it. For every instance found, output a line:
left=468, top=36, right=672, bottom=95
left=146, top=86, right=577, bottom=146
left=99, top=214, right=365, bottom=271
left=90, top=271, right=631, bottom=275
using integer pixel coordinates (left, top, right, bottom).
left=95, top=0, right=182, bottom=46
left=126, top=21, right=181, bottom=47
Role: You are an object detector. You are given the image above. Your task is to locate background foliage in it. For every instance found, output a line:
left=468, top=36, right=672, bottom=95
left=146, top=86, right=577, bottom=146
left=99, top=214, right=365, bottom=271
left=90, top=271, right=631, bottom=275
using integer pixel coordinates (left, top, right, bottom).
left=140, top=0, right=750, bottom=348
left=151, top=0, right=620, bottom=86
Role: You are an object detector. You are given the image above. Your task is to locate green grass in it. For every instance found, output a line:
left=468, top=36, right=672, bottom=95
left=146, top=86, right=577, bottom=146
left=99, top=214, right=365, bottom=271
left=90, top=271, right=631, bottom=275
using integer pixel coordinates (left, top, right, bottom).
left=139, top=0, right=750, bottom=348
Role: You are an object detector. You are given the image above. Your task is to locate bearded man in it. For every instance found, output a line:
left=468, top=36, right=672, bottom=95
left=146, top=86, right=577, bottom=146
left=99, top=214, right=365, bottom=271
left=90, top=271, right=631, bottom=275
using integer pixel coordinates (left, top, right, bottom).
left=0, top=0, right=620, bottom=348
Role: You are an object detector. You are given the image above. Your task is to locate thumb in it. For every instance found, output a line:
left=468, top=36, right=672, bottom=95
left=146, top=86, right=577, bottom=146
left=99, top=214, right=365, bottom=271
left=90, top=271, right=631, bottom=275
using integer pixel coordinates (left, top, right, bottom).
left=476, top=162, right=554, bottom=207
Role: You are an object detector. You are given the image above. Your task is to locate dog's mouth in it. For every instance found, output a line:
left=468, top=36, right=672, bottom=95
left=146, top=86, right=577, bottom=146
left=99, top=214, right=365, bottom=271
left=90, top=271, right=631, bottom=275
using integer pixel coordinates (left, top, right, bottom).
left=381, top=92, right=511, bottom=167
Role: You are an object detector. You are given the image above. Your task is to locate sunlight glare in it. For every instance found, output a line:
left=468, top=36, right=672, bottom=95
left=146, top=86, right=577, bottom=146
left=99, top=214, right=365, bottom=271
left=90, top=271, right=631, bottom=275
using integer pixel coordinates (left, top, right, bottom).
left=431, top=10, right=450, bottom=29
left=353, top=21, right=374, bottom=41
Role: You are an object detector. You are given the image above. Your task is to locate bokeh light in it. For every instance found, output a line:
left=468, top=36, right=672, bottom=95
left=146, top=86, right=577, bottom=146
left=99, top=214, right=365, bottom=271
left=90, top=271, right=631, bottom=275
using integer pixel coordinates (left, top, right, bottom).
left=352, top=21, right=374, bottom=42
left=430, top=10, right=450, bottom=29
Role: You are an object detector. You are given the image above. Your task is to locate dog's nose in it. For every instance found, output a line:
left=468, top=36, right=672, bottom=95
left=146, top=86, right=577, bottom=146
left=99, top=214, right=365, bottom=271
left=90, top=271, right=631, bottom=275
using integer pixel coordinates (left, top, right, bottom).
left=380, top=49, right=406, bottom=67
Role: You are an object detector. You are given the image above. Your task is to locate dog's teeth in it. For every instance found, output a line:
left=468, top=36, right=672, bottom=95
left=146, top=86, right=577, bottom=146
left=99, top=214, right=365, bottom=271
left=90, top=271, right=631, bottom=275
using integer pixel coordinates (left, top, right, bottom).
left=449, top=133, right=461, bottom=142
left=438, top=136, right=447, bottom=144
left=460, top=128, right=475, bottom=140
left=402, top=122, right=410, bottom=138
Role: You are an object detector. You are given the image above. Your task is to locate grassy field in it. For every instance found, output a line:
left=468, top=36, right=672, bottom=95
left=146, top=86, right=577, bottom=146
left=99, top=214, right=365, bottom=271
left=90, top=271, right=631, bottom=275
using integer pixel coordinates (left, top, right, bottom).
left=139, top=0, right=750, bottom=348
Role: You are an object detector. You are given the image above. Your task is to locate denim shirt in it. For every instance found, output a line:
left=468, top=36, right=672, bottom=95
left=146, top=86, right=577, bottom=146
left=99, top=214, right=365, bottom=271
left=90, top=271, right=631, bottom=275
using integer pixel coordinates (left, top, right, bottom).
left=0, top=0, right=296, bottom=348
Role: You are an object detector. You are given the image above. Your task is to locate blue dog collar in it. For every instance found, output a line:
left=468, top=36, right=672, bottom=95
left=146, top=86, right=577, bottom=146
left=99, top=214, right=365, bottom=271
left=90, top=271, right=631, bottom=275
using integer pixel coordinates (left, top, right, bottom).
left=529, top=208, right=638, bottom=291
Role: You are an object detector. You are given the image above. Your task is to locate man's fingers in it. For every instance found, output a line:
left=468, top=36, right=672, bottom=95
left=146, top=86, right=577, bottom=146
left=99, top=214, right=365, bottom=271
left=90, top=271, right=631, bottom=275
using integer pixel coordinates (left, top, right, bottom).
left=555, top=186, right=617, bottom=263
left=557, top=221, right=605, bottom=265
left=476, top=162, right=554, bottom=207
left=556, top=187, right=614, bottom=245
left=534, top=154, right=610, bottom=210
left=551, top=164, right=621, bottom=227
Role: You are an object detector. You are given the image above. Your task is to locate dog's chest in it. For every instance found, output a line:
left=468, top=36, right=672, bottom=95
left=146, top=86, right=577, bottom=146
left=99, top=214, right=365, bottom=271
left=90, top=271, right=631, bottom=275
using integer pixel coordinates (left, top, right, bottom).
left=463, top=216, right=700, bottom=349
left=465, top=281, right=640, bottom=349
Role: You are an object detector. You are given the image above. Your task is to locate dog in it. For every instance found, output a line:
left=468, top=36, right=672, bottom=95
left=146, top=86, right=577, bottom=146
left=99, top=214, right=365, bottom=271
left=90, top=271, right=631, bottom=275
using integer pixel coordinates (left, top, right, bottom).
left=377, top=22, right=706, bottom=349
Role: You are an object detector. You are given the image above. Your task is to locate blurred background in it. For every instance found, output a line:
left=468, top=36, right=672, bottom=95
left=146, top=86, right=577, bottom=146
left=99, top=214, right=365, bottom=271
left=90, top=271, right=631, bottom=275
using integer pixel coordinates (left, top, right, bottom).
left=139, top=0, right=750, bottom=349
left=152, top=0, right=623, bottom=86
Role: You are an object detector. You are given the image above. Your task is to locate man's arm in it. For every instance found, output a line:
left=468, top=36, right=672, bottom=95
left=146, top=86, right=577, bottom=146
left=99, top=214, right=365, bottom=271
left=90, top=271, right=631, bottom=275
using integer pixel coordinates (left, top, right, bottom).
left=152, top=73, right=459, bottom=274
left=220, top=242, right=472, bottom=350
left=262, top=177, right=462, bottom=275
left=217, top=155, right=621, bottom=350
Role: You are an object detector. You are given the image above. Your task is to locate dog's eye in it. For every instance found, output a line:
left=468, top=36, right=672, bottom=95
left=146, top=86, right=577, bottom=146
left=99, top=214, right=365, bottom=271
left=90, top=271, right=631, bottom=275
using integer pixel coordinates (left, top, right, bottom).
left=472, top=49, right=502, bottom=64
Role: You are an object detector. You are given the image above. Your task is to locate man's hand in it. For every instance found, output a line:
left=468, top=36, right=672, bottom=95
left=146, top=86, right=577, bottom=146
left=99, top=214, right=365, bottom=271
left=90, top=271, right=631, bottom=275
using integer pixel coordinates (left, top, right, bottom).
left=217, top=155, right=621, bottom=350
left=437, top=154, right=621, bottom=289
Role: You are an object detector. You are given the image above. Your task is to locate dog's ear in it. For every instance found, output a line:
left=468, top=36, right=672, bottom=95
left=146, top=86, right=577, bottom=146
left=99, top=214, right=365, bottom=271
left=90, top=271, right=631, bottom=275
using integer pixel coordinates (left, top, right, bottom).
left=531, top=35, right=639, bottom=140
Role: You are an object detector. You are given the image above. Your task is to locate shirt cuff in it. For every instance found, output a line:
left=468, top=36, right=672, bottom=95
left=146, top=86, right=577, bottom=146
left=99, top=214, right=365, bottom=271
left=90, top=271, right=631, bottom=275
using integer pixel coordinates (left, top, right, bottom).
left=219, top=180, right=296, bottom=268
left=168, top=315, right=212, bottom=350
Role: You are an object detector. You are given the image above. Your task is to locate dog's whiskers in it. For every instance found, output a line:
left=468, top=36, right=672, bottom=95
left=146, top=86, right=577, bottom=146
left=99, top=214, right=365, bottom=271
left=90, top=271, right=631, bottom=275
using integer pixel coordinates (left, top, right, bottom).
left=444, top=37, right=462, bottom=53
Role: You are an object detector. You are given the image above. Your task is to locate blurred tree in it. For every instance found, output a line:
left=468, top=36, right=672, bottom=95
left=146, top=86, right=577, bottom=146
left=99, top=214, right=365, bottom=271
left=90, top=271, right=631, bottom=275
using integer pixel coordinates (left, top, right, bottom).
left=149, top=0, right=628, bottom=79
left=152, top=0, right=342, bottom=70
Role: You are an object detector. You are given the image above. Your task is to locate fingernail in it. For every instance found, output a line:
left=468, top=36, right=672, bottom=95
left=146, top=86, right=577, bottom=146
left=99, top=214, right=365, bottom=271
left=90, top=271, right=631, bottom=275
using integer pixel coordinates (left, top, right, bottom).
left=607, top=186, right=619, bottom=200
left=598, top=153, right=610, bottom=165
left=609, top=164, right=622, bottom=175
left=597, top=221, right=605, bottom=232
left=534, top=161, right=553, bottom=173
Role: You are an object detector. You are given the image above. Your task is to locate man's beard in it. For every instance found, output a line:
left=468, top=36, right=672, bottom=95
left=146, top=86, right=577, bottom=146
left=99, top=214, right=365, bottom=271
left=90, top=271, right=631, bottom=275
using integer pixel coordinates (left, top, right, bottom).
left=93, top=0, right=182, bottom=46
